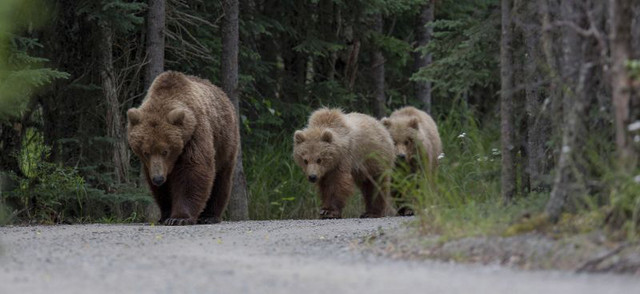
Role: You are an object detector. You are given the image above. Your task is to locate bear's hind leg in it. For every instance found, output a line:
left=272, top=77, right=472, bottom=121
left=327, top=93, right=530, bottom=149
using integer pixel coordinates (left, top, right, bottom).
left=198, top=166, right=233, bottom=224
left=359, top=175, right=393, bottom=218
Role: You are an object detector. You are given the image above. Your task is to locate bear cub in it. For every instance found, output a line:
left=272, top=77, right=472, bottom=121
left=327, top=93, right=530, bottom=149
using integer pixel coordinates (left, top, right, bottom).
left=381, top=106, right=442, bottom=216
left=293, top=108, right=396, bottom=219
left=127, top=71, right=239, bottom=225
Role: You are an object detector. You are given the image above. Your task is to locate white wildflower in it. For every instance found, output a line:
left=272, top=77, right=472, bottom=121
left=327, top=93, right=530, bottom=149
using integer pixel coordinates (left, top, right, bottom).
left=458, top=132, right=467, bottom=139
left=437, top=153, right=445, bottom=160
left=491, top=148, right=500, bottom=156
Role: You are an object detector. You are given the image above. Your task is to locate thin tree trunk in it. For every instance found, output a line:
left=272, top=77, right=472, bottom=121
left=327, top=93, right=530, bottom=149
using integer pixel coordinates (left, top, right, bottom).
left=414, top=1, right=434, bottom=113
left=141, top=0, right=166, bottom=187
left=99, top=24, right=129, bottom=184
left=222, top=0, right=249, bottom=221
left=545, top=1, right=591, bottom=220
left=539, top=0, right=563, bottom=164
left=500, top=0, right=516, bottom=203
left=546, top=62, right=593, bottom=221
left=145, top=0, right=165, bottom=89
left=524, top=1, right=549, bottom=192
left=610, top=0, right=636, bottom=170
left=371, top=14, right=386, bottom=118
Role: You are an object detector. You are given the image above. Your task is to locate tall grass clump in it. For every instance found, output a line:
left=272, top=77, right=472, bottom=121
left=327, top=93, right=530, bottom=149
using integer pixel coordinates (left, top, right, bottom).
left=392, top=107, right=546, bottom=237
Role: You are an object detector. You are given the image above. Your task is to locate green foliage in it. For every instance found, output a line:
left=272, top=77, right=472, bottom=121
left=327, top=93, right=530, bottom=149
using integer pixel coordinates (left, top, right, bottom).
left=0, top=0, right=69, bottom=120
left=412, top=0, right=500, bottom=97
left=5, top=147, right=87, bottom=223
left=390, top=106, right=537, bottom=237
left=76, top=0, right=146, bottom=32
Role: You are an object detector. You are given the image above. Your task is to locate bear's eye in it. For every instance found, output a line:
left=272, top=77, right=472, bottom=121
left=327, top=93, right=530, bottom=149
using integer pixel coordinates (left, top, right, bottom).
left=143, top=152, right=150, bottom=158
left=162, top=150, right=168, bottom=156
left=316, top=158, right=322, bottom=164
left=303, top=159, right=308, bottom=165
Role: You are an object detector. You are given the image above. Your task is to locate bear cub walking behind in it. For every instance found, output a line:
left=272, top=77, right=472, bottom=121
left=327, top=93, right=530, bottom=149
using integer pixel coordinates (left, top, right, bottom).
left=127, top=71, right=239, bottom=226
left=381, top=106, right=442, bottom=215
left=293, top=108, right=396, bottom=219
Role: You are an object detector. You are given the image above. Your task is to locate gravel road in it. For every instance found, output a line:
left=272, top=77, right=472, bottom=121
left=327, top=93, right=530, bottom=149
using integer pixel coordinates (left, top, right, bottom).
left=1, top=217, right=638, bottom=294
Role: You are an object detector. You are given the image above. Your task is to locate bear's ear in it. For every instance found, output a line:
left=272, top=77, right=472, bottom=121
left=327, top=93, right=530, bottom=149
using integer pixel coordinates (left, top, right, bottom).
left=167, top=108, right=186, bottom=126
left=408, top=118, right=419, bottom=130
left=294, top=130, right=305, bottom=144
left=381, top=117, right=391, bottom=128
left=321, top=130, right=333, bottom=143
left=127, top=108, right=142, bottom=126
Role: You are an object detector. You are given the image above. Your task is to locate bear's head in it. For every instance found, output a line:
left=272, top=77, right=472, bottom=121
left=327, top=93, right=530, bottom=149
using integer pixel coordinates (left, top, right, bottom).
left=293, top=128, right=344, bottom=183
left=381, top=117, right=421, bottom=162
left=127, top=106, right=196, bottom=186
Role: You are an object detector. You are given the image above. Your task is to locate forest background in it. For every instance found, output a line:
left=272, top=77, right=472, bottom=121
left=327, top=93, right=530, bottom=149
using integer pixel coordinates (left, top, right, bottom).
left=0, top=0, right=638, bottom=240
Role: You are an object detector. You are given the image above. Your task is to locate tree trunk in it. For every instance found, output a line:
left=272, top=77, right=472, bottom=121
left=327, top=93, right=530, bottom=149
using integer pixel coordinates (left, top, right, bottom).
left=610, top=0, right=636, bottom=170
left=140, top=0, right=166, bottom=187
left=371, top=14, right=386, bottom=118
left=145, top=0, right=165, bottom=89
left=546, top=62, right=594, bottom=221
left=500, top=0, right=516, bottom=203
left=524, top=0, right=550, bottom=192
left=99, top=24, right=129, bottom=184
left=414, top=1, right=434, bottom=113
left=545, top=1, right=590, bottom=221
left=221, top=0, right=249, bottom=221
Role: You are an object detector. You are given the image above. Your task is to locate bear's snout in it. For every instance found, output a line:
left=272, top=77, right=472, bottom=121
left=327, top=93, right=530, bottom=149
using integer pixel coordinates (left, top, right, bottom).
left=152, top=175, right=165, bottom=186
left=308, top=174, right=318, bottom=183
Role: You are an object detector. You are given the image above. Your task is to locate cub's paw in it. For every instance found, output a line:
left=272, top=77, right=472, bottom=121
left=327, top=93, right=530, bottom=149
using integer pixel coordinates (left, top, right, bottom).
left=319, top=209, right=341, bottom=219
left=397, top=207, right=414, bottom=216
left=164, top=218, right=195, bottom=226
left=198, top=217, right=222, bottom=224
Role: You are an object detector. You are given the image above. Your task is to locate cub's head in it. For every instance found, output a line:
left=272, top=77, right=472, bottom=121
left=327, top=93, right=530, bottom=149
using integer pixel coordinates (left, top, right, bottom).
left=381, top=117, right=420, bottom=162
left=127, top=107, right=196, bottom=186
left=292, top=128, right=342, bottom=183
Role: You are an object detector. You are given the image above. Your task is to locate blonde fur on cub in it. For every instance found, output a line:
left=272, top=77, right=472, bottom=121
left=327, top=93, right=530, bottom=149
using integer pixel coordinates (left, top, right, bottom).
left=293, top=108, right=396, bottom=219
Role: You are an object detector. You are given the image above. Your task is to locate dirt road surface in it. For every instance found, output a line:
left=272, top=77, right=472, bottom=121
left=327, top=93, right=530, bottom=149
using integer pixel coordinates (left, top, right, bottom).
left=1, top=217, right=638, bottom=294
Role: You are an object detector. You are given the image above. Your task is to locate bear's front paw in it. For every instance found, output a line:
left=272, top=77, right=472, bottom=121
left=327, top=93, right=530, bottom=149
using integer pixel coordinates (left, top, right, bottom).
left=164, top=218, right=195, bottom=226
left=319, top=209, right=341, bottom=219
left=197, top=217, right=222, bottom=224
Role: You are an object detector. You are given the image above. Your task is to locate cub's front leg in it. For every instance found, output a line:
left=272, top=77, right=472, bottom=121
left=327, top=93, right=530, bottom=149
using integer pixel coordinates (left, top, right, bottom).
left=318, top=170, right=354, bottom=219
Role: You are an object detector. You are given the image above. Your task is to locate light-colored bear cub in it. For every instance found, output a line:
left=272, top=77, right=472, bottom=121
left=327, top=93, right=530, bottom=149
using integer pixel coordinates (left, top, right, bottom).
left=293, top=108, right=396, bottom=219
left=381, top=106, right=442, bottom=215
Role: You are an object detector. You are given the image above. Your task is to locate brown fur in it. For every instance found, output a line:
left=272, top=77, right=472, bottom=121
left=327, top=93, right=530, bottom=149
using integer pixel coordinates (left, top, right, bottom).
left=381, top=106, right=442, bottom=215
left=127, top=71, right=239, bottom=226
left=293, top=108, right=396, bottom=219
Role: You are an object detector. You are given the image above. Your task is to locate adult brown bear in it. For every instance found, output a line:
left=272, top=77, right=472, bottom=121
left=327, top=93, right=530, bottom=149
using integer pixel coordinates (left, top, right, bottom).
left=127, top=71, right=239, bottom=225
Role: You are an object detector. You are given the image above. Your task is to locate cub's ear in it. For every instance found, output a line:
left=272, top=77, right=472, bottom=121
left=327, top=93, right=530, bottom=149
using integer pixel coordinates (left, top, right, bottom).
left=294, top=130, right=305, bottom=144
left=408, top=118, right=419, bottom=130
left=381, top=117, right=391, bottom=128
left=167, top=108, right=186, bottom=126
left=321, top=130, right=333, bottom=143
left=127, top=108, right=142, bottom=126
